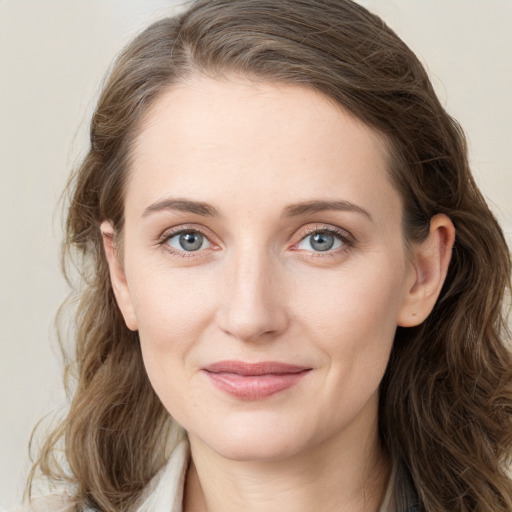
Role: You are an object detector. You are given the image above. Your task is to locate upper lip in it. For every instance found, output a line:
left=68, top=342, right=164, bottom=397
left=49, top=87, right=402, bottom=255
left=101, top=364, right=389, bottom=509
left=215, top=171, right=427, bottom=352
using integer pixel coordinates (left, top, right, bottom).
left=203, top=360, right=310, bottom=376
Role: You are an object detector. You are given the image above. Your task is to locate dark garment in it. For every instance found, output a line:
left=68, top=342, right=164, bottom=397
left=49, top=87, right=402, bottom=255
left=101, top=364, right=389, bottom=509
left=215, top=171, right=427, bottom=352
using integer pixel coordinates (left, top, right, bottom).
left=396, top=466, right=420, bottom=512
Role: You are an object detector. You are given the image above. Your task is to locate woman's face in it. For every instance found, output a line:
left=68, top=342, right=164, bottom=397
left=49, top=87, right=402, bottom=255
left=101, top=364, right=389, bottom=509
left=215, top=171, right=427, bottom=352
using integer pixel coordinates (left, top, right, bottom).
left=111, top=77, right=418, bottom=461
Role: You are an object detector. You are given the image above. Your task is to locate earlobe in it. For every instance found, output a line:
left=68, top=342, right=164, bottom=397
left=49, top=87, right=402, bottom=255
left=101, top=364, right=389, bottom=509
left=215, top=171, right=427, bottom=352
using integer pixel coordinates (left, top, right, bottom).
left=100, top=221, right=138, bottom=331
left=397, top=214, right=455, bottom=327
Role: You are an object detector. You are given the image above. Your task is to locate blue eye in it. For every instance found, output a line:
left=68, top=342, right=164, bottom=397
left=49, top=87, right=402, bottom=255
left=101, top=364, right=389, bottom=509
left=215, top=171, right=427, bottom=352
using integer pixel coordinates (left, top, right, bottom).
left=296, top=230, right=345, bottom=252
left=166, top=230, right=211, bottom=252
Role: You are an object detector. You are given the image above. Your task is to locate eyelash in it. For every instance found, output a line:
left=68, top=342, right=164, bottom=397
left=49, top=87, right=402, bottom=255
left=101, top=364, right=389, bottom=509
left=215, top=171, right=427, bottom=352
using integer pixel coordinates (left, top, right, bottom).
left=293, top=225, right=355, bottom=258
left=158, top=224, right=355, bottom=260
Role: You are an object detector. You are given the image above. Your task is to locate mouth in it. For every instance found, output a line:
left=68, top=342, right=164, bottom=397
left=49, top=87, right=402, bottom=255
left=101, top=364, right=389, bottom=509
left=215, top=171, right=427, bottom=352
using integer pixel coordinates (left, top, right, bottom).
left=202, top=360, right=312, bottom=400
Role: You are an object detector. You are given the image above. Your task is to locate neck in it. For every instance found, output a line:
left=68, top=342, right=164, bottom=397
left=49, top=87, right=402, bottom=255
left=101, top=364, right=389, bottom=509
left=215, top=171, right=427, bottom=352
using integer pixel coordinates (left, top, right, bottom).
left=183, top=403, right=390, bottom=512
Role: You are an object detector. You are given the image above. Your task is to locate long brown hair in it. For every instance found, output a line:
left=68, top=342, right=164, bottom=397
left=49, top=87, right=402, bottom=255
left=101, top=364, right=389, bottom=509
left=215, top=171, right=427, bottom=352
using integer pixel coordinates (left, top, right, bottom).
left=29, top=1, right=512, bottom=510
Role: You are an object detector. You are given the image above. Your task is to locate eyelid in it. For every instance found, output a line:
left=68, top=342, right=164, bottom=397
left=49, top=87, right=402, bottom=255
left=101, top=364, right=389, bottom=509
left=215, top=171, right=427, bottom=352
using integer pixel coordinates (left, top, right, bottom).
left=158, top=223, right=214, bottom=242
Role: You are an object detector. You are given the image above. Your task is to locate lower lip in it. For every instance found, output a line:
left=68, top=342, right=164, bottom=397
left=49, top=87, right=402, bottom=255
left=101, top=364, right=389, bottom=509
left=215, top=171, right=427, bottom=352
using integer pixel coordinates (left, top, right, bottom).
left=203, top=370, right=310, bottom=400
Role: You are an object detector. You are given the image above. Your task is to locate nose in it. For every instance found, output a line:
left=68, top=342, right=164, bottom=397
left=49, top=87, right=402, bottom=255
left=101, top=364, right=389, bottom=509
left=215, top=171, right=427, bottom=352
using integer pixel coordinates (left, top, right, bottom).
left=216, top=247, right=290, bottom=343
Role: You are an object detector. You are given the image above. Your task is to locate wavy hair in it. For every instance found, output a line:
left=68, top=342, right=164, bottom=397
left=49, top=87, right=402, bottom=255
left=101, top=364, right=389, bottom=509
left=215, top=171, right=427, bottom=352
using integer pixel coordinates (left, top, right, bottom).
left=28, top=1, right=512, bottom=510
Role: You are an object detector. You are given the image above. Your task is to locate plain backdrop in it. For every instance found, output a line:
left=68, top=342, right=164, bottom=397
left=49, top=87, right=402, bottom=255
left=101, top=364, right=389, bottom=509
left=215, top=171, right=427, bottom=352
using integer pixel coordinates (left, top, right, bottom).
left=1, top=0, right=511, bottom=508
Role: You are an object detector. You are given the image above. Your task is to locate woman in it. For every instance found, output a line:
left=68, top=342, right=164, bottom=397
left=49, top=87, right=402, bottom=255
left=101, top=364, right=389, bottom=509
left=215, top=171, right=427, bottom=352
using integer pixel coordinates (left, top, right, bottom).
left=22, top=0, right=512, bottom=511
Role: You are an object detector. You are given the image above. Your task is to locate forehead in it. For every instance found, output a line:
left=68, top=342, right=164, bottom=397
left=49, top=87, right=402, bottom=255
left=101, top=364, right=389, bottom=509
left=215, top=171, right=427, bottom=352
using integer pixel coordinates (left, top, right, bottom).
left=126, top=76, right=401, bottom=223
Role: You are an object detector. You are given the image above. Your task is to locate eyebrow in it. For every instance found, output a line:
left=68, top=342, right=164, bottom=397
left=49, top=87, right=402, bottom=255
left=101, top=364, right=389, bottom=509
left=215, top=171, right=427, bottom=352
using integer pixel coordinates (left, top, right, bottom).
left=143, top=199, right=219, bottom=217
left=142, top=198, right=372, bottom=221
left=281, top=200, right=372, bottom=220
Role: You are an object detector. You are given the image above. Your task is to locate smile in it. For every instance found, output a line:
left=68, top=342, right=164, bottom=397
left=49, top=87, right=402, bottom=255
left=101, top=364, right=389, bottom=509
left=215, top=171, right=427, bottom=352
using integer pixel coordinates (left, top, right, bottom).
left=202, top=361, right=312, bottom=400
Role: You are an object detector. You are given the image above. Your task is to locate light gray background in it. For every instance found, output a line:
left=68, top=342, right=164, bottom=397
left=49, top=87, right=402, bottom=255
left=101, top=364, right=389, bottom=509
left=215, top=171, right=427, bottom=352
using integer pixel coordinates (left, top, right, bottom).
left=1, top=0, right=511, bottom=508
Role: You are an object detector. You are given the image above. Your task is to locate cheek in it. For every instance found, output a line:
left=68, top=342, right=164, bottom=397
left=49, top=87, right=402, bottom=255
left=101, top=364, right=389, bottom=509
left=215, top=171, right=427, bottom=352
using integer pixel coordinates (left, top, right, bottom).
left=127, top=263, right=218, bottom=389
left=130, top=262, right=216, bottom=340
left=294, top=257, right=406, bottom=374
left=129, top=266, right=220, bottom=424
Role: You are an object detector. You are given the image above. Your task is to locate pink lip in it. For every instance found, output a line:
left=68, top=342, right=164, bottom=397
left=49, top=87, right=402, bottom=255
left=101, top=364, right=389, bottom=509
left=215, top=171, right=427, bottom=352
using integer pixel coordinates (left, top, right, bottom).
left=202, top=361, right=311, bottom=400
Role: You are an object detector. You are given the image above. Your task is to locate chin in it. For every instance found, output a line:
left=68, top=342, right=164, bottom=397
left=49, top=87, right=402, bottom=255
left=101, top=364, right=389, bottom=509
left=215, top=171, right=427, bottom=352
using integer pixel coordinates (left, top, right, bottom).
left=187, top=413, right=318, bottom=462
left=211, top=436, right=305, bottom=462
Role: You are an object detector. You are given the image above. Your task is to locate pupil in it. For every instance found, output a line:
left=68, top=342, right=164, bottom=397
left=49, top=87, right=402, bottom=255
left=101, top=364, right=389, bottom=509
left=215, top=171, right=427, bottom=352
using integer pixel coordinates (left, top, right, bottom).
left=311, top=232, right=334, bottom=251
left=179, top=232, right=203, bottom=251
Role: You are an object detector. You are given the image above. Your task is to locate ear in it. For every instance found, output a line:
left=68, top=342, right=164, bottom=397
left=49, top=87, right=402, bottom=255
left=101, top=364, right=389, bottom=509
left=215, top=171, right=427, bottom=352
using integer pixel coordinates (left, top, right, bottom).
left=397, top=214, right=455, bottom=327
left=100, top=221, right=138, bottom=331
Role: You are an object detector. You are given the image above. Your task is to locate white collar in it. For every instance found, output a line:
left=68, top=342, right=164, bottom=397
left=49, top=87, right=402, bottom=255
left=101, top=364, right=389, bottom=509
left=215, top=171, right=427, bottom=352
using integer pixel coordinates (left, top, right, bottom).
left=134, top=438, right=396, bottom=512
left=133, top=439, right=190, bottom=512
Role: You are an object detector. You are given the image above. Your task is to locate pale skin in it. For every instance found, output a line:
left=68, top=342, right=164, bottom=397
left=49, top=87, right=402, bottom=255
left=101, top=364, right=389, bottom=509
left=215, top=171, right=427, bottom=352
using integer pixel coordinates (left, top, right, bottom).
left=102, top=76, right=455, bottom=512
